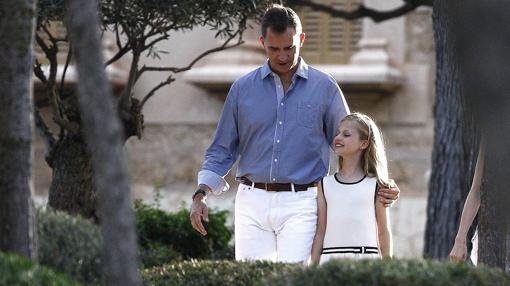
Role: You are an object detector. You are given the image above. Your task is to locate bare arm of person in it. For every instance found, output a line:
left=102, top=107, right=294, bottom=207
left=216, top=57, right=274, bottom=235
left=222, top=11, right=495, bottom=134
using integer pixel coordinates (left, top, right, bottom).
left=310, top=182, right=327, bottom=265
left=375, top=191, right=393, bottom=258
left=449, top=144, right=484, bottom=262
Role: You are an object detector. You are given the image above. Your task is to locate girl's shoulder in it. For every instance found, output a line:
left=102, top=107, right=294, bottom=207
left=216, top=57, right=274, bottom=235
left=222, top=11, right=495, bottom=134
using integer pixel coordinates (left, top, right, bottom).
left=365, top=174, right=380, bottom=188
left=321, top=174, right=337, bottom=187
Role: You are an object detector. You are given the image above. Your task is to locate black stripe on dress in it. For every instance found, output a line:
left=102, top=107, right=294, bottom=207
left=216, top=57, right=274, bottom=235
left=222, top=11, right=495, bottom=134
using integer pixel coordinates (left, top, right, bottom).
left=322, top=246, right=379, bottom=255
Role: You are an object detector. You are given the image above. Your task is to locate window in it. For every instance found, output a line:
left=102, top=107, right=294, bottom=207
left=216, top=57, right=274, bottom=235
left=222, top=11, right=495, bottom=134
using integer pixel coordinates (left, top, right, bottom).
left=299, top=0, right=362, bottom=64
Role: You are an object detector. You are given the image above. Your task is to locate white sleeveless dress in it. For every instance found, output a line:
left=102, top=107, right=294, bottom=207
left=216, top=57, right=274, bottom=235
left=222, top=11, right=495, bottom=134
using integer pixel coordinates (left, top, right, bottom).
left=320, top=174, right=380, bottom=264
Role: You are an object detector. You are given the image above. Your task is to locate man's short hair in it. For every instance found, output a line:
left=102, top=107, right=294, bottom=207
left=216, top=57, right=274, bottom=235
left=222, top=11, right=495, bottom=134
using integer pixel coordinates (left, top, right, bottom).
left=260, top=4, right=302, bottom=38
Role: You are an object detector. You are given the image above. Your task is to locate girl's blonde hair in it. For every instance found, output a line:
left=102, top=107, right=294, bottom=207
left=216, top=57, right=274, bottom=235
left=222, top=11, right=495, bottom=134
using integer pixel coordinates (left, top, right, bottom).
left=338, top=113, right=390, bottom=187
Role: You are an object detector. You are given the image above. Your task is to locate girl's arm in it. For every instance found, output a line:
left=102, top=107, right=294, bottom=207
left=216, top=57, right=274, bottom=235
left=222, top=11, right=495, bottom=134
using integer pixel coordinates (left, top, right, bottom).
left=310, top=182, right=327, bottom=265
left=449, top=144, right=484, bottom=262
left=375, top=187, right=393, bottom=258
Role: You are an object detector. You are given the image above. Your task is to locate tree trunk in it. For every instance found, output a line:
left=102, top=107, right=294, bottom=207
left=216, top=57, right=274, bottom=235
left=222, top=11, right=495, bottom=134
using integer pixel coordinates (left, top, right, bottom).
left=0, top=0, right=37, bottom=260
left=48, top=135, right=97, bottom=220
left=47, top=100, right=141, bottom=220
left=423, top=0, right=478, bottom=258
left=450, top=0, right=510, bottom=272
left=65, top=0, right=141, bottom=284
left=480, top=140, right=509, bottom=271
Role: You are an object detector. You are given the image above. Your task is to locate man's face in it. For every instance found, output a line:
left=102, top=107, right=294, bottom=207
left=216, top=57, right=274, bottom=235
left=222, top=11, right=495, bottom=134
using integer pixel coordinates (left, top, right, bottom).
left=260, top=27, right=305, bottom=77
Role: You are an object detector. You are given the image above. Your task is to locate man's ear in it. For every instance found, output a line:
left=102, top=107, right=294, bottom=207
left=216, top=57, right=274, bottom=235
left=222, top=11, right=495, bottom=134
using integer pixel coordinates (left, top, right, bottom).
left=299, top=33, right=305, bottom=47
left=259, top=36, right=265, bottom=47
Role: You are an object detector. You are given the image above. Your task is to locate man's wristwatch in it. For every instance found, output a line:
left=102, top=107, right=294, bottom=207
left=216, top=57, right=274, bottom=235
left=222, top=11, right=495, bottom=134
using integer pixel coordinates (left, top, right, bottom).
left=192, top=189, right=207, bottom=200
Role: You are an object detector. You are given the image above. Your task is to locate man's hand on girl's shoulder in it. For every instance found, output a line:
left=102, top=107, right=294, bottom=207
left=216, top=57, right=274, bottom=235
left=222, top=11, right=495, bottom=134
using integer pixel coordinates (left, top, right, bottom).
left=377, top=180, right=400, bottom=207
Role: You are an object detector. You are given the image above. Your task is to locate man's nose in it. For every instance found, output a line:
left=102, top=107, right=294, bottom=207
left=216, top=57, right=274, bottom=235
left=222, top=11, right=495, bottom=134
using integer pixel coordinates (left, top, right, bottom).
left=277, top=51, right=288, bottom=61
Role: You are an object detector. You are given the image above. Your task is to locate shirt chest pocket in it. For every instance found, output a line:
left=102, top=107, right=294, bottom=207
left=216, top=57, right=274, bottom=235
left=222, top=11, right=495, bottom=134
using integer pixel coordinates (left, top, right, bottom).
left=297, top=101, right=319, bottom=128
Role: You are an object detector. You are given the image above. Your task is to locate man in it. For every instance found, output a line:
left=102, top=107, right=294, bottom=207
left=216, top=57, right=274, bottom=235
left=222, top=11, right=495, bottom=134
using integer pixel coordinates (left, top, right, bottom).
left=190, top=5, right=399, bottom=263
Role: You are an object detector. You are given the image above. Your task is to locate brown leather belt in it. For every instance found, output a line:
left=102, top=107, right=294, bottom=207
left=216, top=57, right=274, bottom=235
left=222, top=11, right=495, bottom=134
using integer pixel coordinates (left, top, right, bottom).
left=239, top=176, right=318, bottom=192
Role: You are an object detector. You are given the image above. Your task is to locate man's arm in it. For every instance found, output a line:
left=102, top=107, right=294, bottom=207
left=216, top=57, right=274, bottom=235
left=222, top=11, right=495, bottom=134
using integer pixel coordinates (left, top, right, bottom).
left=198, top=82, right=240, bottom=194
left=191, top=83, right=240, bottom=235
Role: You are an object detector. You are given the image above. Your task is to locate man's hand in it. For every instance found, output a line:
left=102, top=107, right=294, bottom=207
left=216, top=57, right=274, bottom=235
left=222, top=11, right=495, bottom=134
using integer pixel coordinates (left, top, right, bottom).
left=190, top=190, right=209, bottom=236
left=377, top=179, right=400, bottom=207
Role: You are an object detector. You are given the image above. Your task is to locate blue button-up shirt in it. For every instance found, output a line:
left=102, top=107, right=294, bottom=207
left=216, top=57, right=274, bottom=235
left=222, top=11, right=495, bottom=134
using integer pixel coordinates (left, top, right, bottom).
left=198, top=58, right=349, bottom=194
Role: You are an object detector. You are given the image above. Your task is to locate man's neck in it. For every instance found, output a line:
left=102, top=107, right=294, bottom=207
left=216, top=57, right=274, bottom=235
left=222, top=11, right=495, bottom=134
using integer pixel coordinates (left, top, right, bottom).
left=269, top=59, right=300, bottom=85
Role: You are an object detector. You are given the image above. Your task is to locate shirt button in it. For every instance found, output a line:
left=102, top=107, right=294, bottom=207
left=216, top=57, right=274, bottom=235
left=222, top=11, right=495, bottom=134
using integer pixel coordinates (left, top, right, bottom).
left=280, top=102, right=284, bottom=106
left=274, top=159, right=278, bottom=162
left=279, top=121, right=282, bottom=125
left=277, top=140, right=280, bottom=143
left=272, top=178, right=276, bottom=182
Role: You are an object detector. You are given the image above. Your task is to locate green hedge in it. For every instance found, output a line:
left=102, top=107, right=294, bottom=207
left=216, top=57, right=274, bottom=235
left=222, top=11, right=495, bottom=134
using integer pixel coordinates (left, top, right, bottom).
left=37, top=209, right=102, bottom=285
left=139, top=242, right=181, bottom=268
left=142, top=260, right=293, bottom=286
left=134, top=201, right=233, bottom=262
left=0, top=252, right=79, bottom=286
left=262, top=259, right=510, bottom=286
left=142, top=259, right=510, bottom=286
left=37, top=203, right=235, bottom=282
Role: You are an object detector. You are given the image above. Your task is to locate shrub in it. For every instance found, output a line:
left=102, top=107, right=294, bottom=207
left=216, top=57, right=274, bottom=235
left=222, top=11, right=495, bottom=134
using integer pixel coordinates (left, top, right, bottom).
left=139, top=242, right=181, bottom=268
left=37, top=209, right=102, bottom=285
left=0, top=252, right=79, bottom=286
left=37, top=203, right=236, bottom=283
left=261, top=258, right=510, bottom=286
left=142, top=260, right=293, bottom=286
left=135, top=201, right=233, bottom=260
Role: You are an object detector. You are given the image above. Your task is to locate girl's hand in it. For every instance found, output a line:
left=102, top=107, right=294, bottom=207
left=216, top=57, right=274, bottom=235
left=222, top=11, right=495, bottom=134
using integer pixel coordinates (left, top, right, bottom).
left=448, top=239, right=467, bottom=262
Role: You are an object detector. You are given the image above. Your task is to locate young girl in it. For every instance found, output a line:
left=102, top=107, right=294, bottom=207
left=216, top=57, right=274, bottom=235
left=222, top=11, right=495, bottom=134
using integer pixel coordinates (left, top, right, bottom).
left=310, top=113, right=393, bottom=264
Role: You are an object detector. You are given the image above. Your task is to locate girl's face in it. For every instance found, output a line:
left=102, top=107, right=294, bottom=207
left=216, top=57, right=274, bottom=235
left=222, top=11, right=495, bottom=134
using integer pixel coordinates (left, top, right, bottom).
left=333, top=120, right=368, bottom=157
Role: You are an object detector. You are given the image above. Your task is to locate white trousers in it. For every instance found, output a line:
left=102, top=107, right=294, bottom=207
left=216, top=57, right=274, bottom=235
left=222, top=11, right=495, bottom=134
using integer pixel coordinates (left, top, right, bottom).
left=234, top=183, right=318, bottom=263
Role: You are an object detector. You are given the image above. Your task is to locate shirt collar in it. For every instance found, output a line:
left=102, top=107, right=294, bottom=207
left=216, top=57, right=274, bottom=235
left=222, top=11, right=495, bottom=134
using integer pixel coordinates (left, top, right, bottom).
left=295, top=57, right=309, bottom=80
left=260, top=57, right=309, bottom=80
left=261, top=60, right=272, bottom=79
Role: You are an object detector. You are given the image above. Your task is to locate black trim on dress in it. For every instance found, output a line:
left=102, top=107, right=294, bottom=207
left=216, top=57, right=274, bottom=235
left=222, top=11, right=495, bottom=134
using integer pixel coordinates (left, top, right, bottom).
left=322, top=246, right=379, bottom=255
left=334, top=173, right=367, bottom=185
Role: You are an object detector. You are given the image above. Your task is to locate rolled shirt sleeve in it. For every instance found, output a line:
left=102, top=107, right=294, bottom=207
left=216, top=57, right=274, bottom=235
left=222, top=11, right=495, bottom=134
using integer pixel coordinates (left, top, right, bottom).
left=198, top=169, right=230, bottom=195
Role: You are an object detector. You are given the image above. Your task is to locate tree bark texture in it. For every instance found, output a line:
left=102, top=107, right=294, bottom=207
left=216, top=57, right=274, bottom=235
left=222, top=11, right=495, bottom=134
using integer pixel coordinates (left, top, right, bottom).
left=423, top=0, right=479, bottom=259
left=47, top=135, right=97, bottom=220
left=450, top=0, right=510, bottom=272
left=480, top=141, right=510, bottom=271
left=47, top=99, right=141, bottom=219
left=0, top=0, right=37, bottom=260
left=65, top=0, right=141, bottom=285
